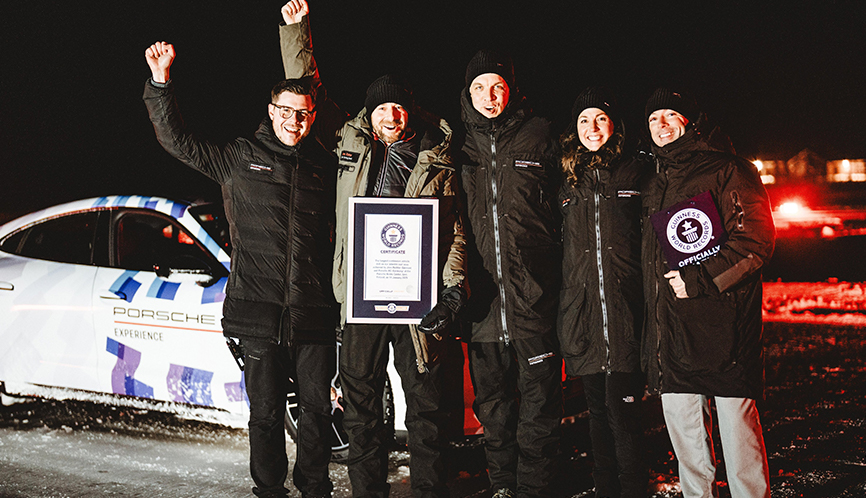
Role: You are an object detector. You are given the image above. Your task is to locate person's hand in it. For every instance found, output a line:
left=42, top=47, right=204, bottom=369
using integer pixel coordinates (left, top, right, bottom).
left=281, top=0, right=309, bottom=25
left=145, top=41, right=175, bottom=84
left=665, top=270, right=688, bottom=298
left=418, top=286, right=466, bottom=335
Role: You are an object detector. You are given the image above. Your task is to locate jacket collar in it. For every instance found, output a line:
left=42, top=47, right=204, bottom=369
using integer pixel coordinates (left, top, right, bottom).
left=651, top=128, right=709, bottom=168
left=255, top=118, right=302, bottom=156
left=459, top=87, right=528, bottom=133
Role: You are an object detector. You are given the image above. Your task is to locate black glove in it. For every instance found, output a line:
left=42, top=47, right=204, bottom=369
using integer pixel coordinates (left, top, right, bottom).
left=418, top=285, right=466, bottom=335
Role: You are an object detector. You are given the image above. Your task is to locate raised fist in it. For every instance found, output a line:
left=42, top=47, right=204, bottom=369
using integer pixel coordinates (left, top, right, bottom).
left=145, top=41, right=175, bottom=84
left=281, top=0, right=309, bottom=25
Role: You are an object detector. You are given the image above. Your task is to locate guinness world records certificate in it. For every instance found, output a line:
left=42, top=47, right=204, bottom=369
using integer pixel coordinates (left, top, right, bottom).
left=346, top=198, right=438, bottom=324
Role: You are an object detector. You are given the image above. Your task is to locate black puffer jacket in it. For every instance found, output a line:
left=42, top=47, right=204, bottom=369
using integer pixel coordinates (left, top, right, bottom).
left=558, top=128, right=645, bottom=377
left=144, top=80, right=337, bottom=346
left=459, top=90, right=561, bottom=343
left=641, top=120, right=774, bottom=400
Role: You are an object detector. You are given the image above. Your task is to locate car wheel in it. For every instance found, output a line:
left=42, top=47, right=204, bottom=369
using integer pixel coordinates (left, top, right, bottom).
left=283, top=342, right=395, bottom=463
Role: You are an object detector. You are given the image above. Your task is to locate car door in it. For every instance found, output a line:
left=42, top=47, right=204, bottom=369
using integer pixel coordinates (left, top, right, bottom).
left=0, top=211, right=102, bottom=392
left=91, top=208, right=244, bottom=415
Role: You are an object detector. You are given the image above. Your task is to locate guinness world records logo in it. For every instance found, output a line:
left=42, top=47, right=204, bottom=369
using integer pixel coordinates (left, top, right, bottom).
left=666, top=207, right=713, bottom=253
left=381, top=223, right=406, bottom=248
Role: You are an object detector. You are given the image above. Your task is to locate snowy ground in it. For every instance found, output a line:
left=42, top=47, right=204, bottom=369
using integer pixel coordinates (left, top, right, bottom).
left=2, top=282, right=866, bottom=497
left=764, top=281, right=866, bottom=326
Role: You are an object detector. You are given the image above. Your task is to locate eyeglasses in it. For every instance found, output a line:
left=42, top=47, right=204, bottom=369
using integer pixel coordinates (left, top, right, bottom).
left=270, top=103, right=315, bottom=121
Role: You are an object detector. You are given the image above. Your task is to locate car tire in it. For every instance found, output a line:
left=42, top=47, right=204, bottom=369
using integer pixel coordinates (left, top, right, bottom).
left=283, top=342, right=395, bottom=463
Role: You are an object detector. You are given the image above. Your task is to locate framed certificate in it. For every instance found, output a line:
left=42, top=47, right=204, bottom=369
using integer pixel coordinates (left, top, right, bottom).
left=346, top=198, right=439, bottom=324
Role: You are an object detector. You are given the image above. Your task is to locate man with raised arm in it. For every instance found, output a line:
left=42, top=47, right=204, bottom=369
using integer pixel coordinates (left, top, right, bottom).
left=278, top=2, right=466, bottom=497
left=143, top=41, right=337, bottom=498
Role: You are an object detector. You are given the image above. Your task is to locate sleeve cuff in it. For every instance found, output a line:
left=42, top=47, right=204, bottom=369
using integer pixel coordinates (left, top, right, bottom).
left=150, top=78, right=170, bottom=88
left=680, top=264, right=703, bottom=298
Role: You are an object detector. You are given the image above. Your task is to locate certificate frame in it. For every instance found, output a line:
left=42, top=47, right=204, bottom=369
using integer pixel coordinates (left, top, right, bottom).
left=346, top=197, right=438, bottom=324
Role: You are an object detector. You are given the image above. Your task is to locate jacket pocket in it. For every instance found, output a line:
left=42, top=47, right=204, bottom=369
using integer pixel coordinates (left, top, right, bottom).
left=671, top=296, right=737, bottom=373
left=557, top=283, right=589, bottom=357
left=513, top=244, right=561, bottom=319
left=332, top=245, right=345, bottom=304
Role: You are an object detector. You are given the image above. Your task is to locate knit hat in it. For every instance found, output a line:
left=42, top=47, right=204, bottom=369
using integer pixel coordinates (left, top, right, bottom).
left=465, top=49, right=515, bottom=89
left=645, top=88, right=699, bottom=125
left=571, top=87, right=619, bottom=123
left=364, top=74, right=413, bottom=114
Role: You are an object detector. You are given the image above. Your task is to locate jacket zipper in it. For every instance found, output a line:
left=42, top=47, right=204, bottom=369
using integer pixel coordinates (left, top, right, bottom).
left=489, top=132, right=510, bottom=345
left=654, top=160, right=668, bottom=383
left=372, top=141, right=394, bottom=196
left=281, top=156, right=299, bottom=346
left=594, top=169, right=611, bottom=372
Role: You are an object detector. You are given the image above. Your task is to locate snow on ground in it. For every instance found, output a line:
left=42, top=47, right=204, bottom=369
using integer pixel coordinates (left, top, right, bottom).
left=1, top=382, right=248, bottom=428
left=763, top=281, right=866, bottom=326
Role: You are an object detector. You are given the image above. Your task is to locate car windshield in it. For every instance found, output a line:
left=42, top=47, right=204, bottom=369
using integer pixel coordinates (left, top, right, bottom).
left=188, top=204, right=232, bottom=255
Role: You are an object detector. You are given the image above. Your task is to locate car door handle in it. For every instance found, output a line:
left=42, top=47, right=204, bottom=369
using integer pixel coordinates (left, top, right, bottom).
left=98, top=291, right=127, bottom=300
left=0, top=281, right=13, bottom=291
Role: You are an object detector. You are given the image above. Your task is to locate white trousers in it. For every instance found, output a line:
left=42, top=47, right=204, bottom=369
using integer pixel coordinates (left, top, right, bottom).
left=661, top=393, right=770, bottom=498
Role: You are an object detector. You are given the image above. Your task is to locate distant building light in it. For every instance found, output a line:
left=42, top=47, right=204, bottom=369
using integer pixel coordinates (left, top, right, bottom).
left=753, top=160, right=764, bottom=172
left=778, top=201, right=803, bottom=215
left=827, top=159, right=866, bottom=182
left=761, top=174, right=776, bottom=184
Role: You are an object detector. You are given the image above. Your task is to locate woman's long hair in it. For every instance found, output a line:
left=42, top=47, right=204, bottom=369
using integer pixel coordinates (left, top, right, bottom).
left=560, top=123, right=624, bottom=188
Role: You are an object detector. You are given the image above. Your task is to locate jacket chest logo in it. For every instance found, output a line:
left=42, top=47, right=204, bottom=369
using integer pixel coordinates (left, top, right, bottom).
left=248, top=163, right=273, bottom=173
left=514, top=159, right=542, bottom=168
left=618, top=190, right=640, bottom=198
left=340, top=151, right=361, bottom=163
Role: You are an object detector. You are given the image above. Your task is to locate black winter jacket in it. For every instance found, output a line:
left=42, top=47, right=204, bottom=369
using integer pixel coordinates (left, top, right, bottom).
left=641, top=121, right=774, bottom=400
left=144, top=80, right=337, bottom=346
left=558, top=133, right=645, bottom=377
left=459, top=90, right=561, bottom=343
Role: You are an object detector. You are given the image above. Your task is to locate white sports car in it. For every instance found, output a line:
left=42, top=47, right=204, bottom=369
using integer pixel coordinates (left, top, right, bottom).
left=0, top=196, right=358, bottom=451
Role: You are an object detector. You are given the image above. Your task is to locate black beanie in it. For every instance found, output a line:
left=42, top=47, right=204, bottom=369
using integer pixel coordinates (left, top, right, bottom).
left=465, top=49, right=515, bottom=89
left=364, top=74, right=413, bottom=114
left=571, top=87, right=619, bottom=123
left=645, top=88, right=699, bottom=125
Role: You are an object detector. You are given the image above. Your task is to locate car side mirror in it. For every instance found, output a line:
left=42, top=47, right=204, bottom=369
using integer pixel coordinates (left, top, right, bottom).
left=155, top=255, right=218, bottom=286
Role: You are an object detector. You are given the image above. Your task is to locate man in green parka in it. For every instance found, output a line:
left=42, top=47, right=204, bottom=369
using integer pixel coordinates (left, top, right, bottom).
left=279, top=2, right=467, bottom=497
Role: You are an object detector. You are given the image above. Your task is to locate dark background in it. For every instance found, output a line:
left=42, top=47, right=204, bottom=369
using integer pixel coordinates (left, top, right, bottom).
left=2, top=1, right=864, bottom=220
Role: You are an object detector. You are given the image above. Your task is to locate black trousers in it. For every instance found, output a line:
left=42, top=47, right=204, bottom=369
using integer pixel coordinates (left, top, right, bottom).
left=340, top=323, right=449, bottom=498
left=243, top=339, right=336, bottom=497
left=468, top=335, right=562, bottom=498
left=582, top=371, right=647, bottom=498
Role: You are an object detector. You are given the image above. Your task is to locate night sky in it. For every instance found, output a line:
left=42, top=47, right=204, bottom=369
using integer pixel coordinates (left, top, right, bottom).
left=2, top=1, right=864, bottom=220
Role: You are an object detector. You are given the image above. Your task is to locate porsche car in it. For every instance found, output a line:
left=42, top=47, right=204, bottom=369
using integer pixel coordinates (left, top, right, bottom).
left=0, top=196, right=243, bottom=411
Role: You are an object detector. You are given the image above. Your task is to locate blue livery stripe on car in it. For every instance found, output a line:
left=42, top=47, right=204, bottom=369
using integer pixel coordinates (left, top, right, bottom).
left=201, top=277, right=227, bottom=304
left=106, top=338, right=154, bottom=398
left=225, top=374, right=248, bottom=404
left=199, top=227, right=221, bottom=256
left=147, top=279, right=180, bottom=300
left=167, top=364, right=214, bottom=406
left=171, top=202, right=187, bottom=219
left=110, top=271, right=141, bottom=302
